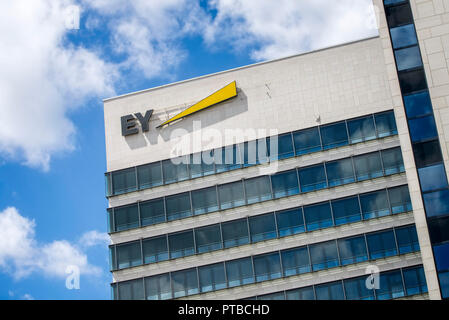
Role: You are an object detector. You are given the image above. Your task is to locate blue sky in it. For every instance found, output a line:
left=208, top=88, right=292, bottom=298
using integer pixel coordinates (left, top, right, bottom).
left=0, top=0, right=377, bottom=300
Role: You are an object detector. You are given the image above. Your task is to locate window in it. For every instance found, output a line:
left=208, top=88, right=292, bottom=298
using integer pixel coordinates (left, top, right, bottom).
left=299, top=164, right=327, bottom=192
left=168, top=230, right=195, bottom=259
left=118, top=279, right=144, bottom=300
left=367, top=230, right=397, bottom=259
left=399, top=69, right=428, bottom=95
left=258, top=292, right=285, bottom=300
left=413, top=140, right=443, bottom=168
left=221, top=218, right=249, bottom=248
left=390, top=24, right=417, bottom=49
left=360, top=190, right=390, bottom=219
left=226, top=257, right=254, bottom=287
left=137, top=162, right=162, bottom=189
left=114, top=204, right=139, bottom=232
left=253, top=252, right=282, bottom=282
left=198, top=263, right=226, bottom=293
left=286, top=287, right=315, bottom=300
left=344, top=277, right=374, bottom=300
left=245, top=176, right=272, bottom=204
left=195, top=224, right=222, bottom=254
left=162, top=156, right=189, bottom=184
left=409, top=115, right=438, bottom=143
left=354, top=152, right=383, bottom=181
left=404, top=91, right=433, bottom=119
left=268, top=133, right=294, bottom=160
left=386, top=3, right=413, bottom=28
left=423, top=189, right=449, bottom=218
left=440, top=271, right=449, bottom=299
left=214, top=145, right=241, bottom=173
left=112, top=168, right=136, bottom=195
left=403, top=266, right=427, bottom=296
left=315, top=281, right=345, bottom=300
left=418, top=163, right=449, bottom=192
left=395, top=46, right=422, bottom=71
left=116, top=241, right=142, bottom=269
left=347, top=115, right=376, bottom=143
left=344, top=276, right=375, bottom=300
left=146, top=274, right=171, bottom=300
left=310, top=240, right=339, bottom=271
left=165, top=192, right=192, bottom=221
left=218, top=181, right=245, bottom=210
left=396, top=225, right=419, bottom=254
left=381, top=147, right=404, bottom=175
left=433, top=243, right=449, bottom=272
left=240, top=139, right=268, bottom=167
left=249, top=213, right=277, bottom=243
left=191, top=186, right=218, bottom=215
left=172, top=268, right=199, bottom=298
left=143, top=236, right=168, bottom=264
left=304, top=202, right=333, bottom=231
left=325, top=158, right=355, bottom=187
left=190, top=150, right=215, bottom=178
left=271, top=170, right=299, bottom=198
left=320, top=122, right=349, bottom=150
left=428, top=216, right=449, bottom=244
left=293, top=127, right=322, bottom=155
left=109, top=247, right=116, bottom=270
left=388, top=185, right=412, bottom=214
left=376, top=270, right=405, bottom=300
left=140, top=198, right=165, bottom=227
left=331, top=196, right=361, bottom=225
left=338, top=236, right=368, bottom=266
left=276, top=208, right=305, bottom=237
left=281, top=246, right=311, bottom=277
left=375, top=111, right=398, bottom=137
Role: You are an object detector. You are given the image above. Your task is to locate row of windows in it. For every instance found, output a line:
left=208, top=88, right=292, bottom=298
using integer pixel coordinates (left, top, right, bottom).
left=108, top=147, right=405, bottom=233
left=245, top=265, right=427, bottom=300
left=111, top=225, right=419, bottom=300
left=106, top=111, right=398, bottom=196
left=384, top=0, right=449, bottom=299
left=109, top=185, right=412, bottom=271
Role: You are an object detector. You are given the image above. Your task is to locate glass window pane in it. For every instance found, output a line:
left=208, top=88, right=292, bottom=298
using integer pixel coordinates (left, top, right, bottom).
left=162, top=156, right=189, bottom=184
left=276, top=207, right=305, bottom=237
left=354, top=152, right=383, bottom=181
left=286, top=286, right=315, bottom=300
left=439, top=271, right=449, bottom=299
left=172, top=268, right=199, bottom=298
left=165, top=192, right=192, bottom=221
left=304, top=202, right=333, bottom=231
left=293, top=127, right=322, bottom=155
left=409, top=115, right=438, bottom=143
left=195, top=224, right=222, bottom=254
left=344, top=276, right=375, bottom=300
left=146, top=273, right=172, bottom=300
left=191, top=186, right=218, bottom=215
left=331, top=196, right=361, bottom=225
left=168, top=230, right=195, bottom=259
left=249, top=213, right=277, bottom=243
left=271, top=170, right=299, bottom=198
left=413, top=140, right=443, bottom=168
left=214, top=145, right=241, bottom=173
left=315, top=281, right=345, bottom=300
left=118, top=279, right=144, bottom=300
left=375, top=111, right=398, bottom=138
left=221, top=218, right=249, bottom=248
left=140, top=198, right=165, bottom=227
left=143, top=236, right=168, bottom=264
left=395, top=225, right=419, bottom=254
left=367, top=230, right=397, bottom=260
left=268, top=133, right=294, bottom=160
left=310, top=241, right=339, bottom=271
left=240, top=138, right=269, bottom=166
left=388, top=185, right=412, bottom=214
left=199, top=263, right=226, bottom=293
left=114, top=205, right=139, bottom=232
left=137, top=162, right=162, bottom=189
left=403, top=266, right=427, bottom=296
left=245, top=176, right=272, bottom=204
left=360, top=190, right=390, bottom=219
left=258, top=292, right=285, bottom=300
left=423, top=189, right=449, bottom=218
left=299, top=164, right=327, bottom=192
left=428, top=216, right=449, bottom=244
left=338, top=236, right=368, bottom=266
left=386, top=3, right=413, bottom=28
left=218, top=181, right=245, bottom=210
left=190, top=150, right=215, bottom=178
left=253, top=252, right=282, bottom=282
left=281, top=246, right=311, bottom=277
left=116, top=241, right=142, bottom=269
left=390, top=24, right=417, bottom=50
left=326, top=158, right=355, bottom=187
left=395, top=46, right=423, bottom=71
left=399, top=69, right=428, bottom=95
left=226, top=257, right=254, bottom=287
left=347, top=116, right=376, bottom=143
left=320, top=122, right=349, bottom=150
left=434, top=243, right=449, bottom=272
left=112, top=168, right=137, bottom=195
left=418, top=164, right=449, bottom=192
left=109, top=246, right=116, bottom=271
left=382, top=147, right=404, bottom=175
left=376, top=270, right=405, bottom=300
left=403, top=91, right=433, bottom=119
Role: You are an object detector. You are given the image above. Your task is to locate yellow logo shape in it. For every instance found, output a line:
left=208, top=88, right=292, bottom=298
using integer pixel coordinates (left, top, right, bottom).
left=157, top=81, right=237, bottom=128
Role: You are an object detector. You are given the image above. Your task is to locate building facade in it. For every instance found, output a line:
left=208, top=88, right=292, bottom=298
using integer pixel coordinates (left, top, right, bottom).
left=103, top=0, right=449, bottom=300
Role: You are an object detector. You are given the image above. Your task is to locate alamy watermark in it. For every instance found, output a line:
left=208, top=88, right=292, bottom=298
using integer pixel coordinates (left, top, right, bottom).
left=64, top=5, right=80, bottom=30
left=65, top=265, right=80, bottom=290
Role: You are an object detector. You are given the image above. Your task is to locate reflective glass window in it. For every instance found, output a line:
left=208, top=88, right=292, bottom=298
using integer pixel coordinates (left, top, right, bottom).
left=143, top=236, right=168, bottom=264
left=374, top=111, right=398, bottom=137
left=249, top=213, right=277, bottom=243
left=244, top=176, right=272, bottom=204
left=140, top=198, right=165, bottom=227
left=137, top=162, right=162, bottom=189
left=281, top=246, right=311, bottom=277
left=286, top=286, right=315, bottom=300
left=326, top=158, right=355, bottom=187
left=390, top=24, right=417, bottom=49
left=418, top=164, right=449, bottom=192
left=344, top=276, right=375, bottom=300
left=146, top=273, right=172, bottom=300
left=190, top=151, right=215, bottom=178
left=395, top=225, right=419, bottom=254
left=172, top=268, right=199, bottom=298
left=331, top=196, right=361, bottom=225
left=165, top=192, right=192, bottom=221
left=413, top=140, right=443, bottom=168
left=360, top=190, right=390, bottom=219
left=116, top=241, right=142, bottom=269
left=226, top=257, right=254, bottom=287
left=388, top=185, right=412, bottom=214
left=320, top=122, right=349, bottom=150
left=409, top=115, right=438, bottom=143
left=403, top=266, right=427, bottom=296
left=367, top=230, right=397, bottom=260
left=268, top=133, right=294, bottom=160
left=162, top=156, right=189, bottom=184
left=381, top=147, right=404, bottom=175
left=253, top=252, right=282, bottom=282
left=258, top=292, right=285, bottom=300
left=434, top=243, right=449, bottom=272
left=195, top=224, right=222, bottom=254
left=338, top=236, right=368, bottom=266
left=423, top=189, right=449, bottom=218
left=118, top=279, right=144, bottom=300
left=293, top=127, right=322, bottom=155
left=399, top=69, right=428, bottom=95
left=276, top=208, right=305, bottom=237
left=191, top=186, right=218, bottom=215
left=168, top=230, right=195, bottom=259
left=395, top=46, right=422, bottom=71
left=315, top=281, right=345, bottom=300
left=221, top=218, right=249, bottom=248
left=271, top=170, right=299, bottom=198
left=386, top=3, right=413, bottom=28
left=218, top=181, right=245, bottom=210
left=214, top=145, right=241, bottom=173
left=354, top=152, right=383, bottom=181
left=403, top=91, right=433, bottom=119
left=112, top=168, right=137, bottom=195
left=114, top=205, right=139, bottom=232
left=198, top=263, right=226, bottom=293
left=299, top=164, right=327, bottom=192
left=304, top=202, right=333, bottom=231
left=347, top=115, right=376, bottom=143
left=376, top=270, right=405, bottom=300
left=310, top=241, right=339, bottom=271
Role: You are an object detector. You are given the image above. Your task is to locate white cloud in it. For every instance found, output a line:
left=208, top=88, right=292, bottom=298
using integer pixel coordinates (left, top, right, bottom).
left=21, top=293, right=34, bottom=300
left=78, top=230, right=110, bottom=248
left=0, top=207, right=105, bottom=280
